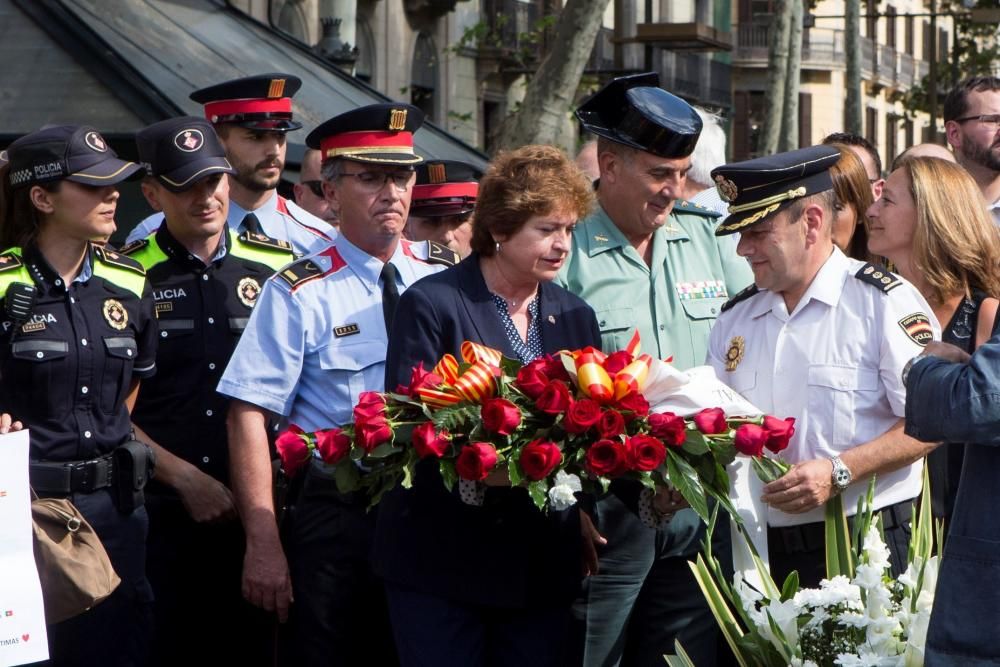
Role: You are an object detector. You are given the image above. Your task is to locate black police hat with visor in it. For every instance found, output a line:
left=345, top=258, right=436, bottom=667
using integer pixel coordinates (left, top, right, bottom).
left=575, top=72, right=702, bottom=160
left=711, top=145, right=842, bottom=237
left=136, top=116, right=236, bottom=192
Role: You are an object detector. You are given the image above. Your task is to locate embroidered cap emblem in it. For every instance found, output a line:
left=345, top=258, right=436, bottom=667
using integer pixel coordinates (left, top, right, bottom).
left=85, top=131, right=108, bottom=153
left=175, top=129, right=205, bottom=152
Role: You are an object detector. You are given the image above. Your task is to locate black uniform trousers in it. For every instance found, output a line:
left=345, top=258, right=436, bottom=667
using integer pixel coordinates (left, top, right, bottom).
left=279, top=460, right=397, bottom=667
left=145, top=490, right=275, bottom=667
left=767, top=497, right=915, bottom=589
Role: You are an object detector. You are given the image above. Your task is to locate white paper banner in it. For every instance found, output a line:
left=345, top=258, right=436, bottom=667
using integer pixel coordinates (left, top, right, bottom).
left=0, top=430, right=49, bottom=666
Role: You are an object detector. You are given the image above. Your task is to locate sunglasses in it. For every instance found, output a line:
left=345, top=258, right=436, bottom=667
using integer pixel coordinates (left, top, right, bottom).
left=301, top=180, right=324, bottom=197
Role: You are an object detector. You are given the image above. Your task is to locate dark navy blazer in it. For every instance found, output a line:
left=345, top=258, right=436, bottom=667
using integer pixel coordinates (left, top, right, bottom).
left=372, top=254, right=601, bottom=608
left=906, top=338, right=1000, bottom=666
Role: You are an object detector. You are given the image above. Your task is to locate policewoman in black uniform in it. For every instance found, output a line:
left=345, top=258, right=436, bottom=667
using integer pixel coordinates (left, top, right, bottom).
left=123, top=116, right=294, bottom=667
left=0, top=126, right=158, bottom=666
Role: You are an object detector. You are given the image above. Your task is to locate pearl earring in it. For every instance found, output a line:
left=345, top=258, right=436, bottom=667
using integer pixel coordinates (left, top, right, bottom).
left=495, top=241, right=501, bottom=254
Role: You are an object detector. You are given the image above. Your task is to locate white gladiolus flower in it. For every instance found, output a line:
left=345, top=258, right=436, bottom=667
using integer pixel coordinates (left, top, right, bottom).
left=854, top=563, right=884, bottom=590
left=759, top=599, right=799, bottom=649
left=547, top=471, right=581, bottom=510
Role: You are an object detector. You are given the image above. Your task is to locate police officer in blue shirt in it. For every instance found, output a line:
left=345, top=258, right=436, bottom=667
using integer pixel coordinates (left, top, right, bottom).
left=0, top=125, right=158, bottom=666
left=126, top=73, right=336, bottom=255
left=218, top=103, right=458, bottom=666
left=123, top=116, right=295, bottom=667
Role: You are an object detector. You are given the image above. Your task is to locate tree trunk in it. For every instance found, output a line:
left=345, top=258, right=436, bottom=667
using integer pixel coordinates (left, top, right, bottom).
left=845, top=0, right=862, bottom=136
left=494, top=0, right=612, bottom=151
left=779, top=0, right=803, bottom=151
left=761, top=0, right=793, bottom=155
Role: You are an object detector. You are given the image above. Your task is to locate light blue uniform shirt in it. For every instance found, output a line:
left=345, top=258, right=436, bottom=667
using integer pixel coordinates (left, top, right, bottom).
left=216, top=236, right=448, bottom=431
left=125, top=192, right=335, bottom=257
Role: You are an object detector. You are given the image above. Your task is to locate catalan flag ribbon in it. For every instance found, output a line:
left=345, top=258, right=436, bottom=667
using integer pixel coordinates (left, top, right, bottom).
left=574, top=347, right=614, bottom=403
left=416, top=342, right=503, bottom=406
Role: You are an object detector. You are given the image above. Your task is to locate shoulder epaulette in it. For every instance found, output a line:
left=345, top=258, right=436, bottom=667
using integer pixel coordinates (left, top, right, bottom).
left=672, top=200, right=722, bottom=218
left=93, top=245, right=146, bottom=276
left=240, top=231, right=294, bottom=253
left=855, top=263, right=902, bottom=293
left=231, top=229, right=295, bottom=272
left=426, top=241, right=460, bottom=267
left=721, top=284, right=759, bottom=312
left=277, top=257, right=327, bottom=290
left=118, top=238, right=149, bottom=256
left=0, top=250, right=24, bottom=273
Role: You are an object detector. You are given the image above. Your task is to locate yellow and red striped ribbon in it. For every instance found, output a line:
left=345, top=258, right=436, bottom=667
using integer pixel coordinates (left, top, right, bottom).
left=416, top=342, right=503, bottom=407
left=613, top=353, right=653, bottom=400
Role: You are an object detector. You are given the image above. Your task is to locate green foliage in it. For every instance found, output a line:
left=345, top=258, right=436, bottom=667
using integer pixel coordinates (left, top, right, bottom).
left=666, top=448, right=709, bottom=522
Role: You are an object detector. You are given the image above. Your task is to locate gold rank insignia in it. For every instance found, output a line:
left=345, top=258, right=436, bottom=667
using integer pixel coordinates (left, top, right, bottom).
left=267, top=78, right=286, bottom=99
left=594, top=235, right=608, bottom=242
left=237, top=277, right=261, bottom=308
left=103, top=299, right=128, bottom=330
left=714, top=174, right=739, bottom=202
left=428, top=163, right=447, bottom=184
left=388, top=108, right=408, bottom=131
left=725, top=335, right=745, bottom=372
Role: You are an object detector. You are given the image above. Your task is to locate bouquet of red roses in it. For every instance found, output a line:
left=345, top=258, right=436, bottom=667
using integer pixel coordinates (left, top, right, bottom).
left=275, top=338, right=795, bottom=520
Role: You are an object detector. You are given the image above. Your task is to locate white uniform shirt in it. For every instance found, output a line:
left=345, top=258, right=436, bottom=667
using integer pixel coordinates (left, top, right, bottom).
left=707, top=248, right=939, bottom=527
left=125, top=192, right=335, bottom=256
left=217, top=236, right=448, bottom=431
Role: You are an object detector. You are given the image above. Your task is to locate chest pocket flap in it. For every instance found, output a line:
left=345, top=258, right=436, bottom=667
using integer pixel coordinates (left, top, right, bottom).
left=12, top=339, right=69, bottom=361
left=104, top=336, right=138, bottom=360
left=680, top=298, right=726, bottom=321
left=596, top=306, right=635, bottom=333
left=319, top=338, right=387, bottom=372
left=807, top=365, right=878, bottom=391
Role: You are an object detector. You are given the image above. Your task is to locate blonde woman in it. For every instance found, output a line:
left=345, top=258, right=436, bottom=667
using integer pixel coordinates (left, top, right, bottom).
left=829, top=143, right=876, bottom=263
left=867, top=156, right=1000, bottom=529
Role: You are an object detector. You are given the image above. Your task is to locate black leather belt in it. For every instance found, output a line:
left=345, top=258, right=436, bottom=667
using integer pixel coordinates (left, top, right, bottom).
left=769, top=498, right=914, bottom=555
left=30, top=454, right=115, bottom=494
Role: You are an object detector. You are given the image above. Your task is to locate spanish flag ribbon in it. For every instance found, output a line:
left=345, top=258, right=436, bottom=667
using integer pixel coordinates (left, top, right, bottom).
left=574, top=347, right=614, bottom=403
left=613, top=354, right=653, bottom=400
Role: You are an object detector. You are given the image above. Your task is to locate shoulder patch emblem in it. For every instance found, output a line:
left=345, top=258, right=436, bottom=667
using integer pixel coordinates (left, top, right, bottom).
left=94, top=246, right=146, bottom=276
left=721, top=284, right=759, bottom=313
left=427, top=241, right=459, bottom=267
left=672, top=199, right=722, bottom=218
left=0, top=253, right=23, bottom=273
left=240, top=231, right=293, bottom=253
left=118, top=238, right=150, bottom=256
left=855, top=263, right=901, bottom=292
left=899, top=312, right=933, bottom=347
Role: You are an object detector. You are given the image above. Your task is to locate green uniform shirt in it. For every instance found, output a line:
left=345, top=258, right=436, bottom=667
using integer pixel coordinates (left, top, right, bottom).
left=557, top=200, right=753, bottom=370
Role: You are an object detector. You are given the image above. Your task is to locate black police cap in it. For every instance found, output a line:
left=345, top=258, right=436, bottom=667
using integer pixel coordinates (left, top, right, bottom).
left=410, top=160, right=482, bottom=218
left=575, top=72, right=702, bottom=159
left=6, top=125, right=141, bottom=190
left=712, top=145, right=841, bottom=236
left=306, top=103, right=424, bottom=165
left=191, top=73, right=303, bottom=132
left=136, top=117, right=235, bottom=192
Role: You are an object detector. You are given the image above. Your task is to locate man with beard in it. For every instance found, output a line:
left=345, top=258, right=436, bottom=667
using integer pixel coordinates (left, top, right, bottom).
left=218, top=103, right=458, bottom=666
left=557, top=73, right=752, bottom=667
left=945, top=77, right=1000, bottom=224
left=127, top=73, right=336, bottom=253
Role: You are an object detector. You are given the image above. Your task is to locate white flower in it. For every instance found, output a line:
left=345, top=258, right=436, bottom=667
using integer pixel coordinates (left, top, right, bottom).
left=759, top=599, right=799, bottom=650
left=733, top=572, right=763, bottom=616
left=839, top=611, right=871, bottom=628
left=861, top=517, right=891, bottom=570
left=547, top=471, right=581, bottom=510
left=854, top=563, right=885, bottom=591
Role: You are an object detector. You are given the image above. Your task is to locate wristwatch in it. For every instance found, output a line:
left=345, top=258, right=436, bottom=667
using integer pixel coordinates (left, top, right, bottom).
left=830, top=455, right=852, bottom=493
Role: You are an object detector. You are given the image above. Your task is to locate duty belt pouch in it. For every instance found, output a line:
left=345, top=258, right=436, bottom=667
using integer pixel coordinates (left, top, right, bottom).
left=112, top=440, right=155, bottom=514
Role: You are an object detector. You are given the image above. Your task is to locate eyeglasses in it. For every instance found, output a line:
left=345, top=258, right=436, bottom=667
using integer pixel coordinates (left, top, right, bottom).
left=301, top=180, right=324, bottom=197
left=953, top=114, right=1000, bottom=128
left=338, top=170, right=415, bottom=192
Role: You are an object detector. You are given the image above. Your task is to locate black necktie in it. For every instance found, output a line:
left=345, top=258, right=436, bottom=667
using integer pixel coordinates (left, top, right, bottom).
left=381, top=262, right=400, bottom=334
left=242, top=212, right=262, bottom=235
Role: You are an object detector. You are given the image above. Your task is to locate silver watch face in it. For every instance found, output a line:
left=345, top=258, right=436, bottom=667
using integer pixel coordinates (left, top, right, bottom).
left=835, top=469, right=851, bottom=485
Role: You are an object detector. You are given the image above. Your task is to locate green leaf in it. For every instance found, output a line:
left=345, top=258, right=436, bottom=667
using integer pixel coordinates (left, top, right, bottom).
left=508, top=456, right=524, bottom=487
left=368, top=442, right=403, bottom=459
left=598, top=476, right=610, bottom=494
left=824, top=493, right=855, bottom=579
left=687, top=556, right=753, bottom=667
left=779, top=570, right=799, bottom=602
left=401, top=450, right=416, bottom=489
left=439, top=459, right=457, bottom=492
left=665, top=449, right=709, bottom=522
left=334, top=461, right=360, bottom=494
left=711, top=438, right=738, bottom=466
left=636, top=471, right=656, bottom=490
left=368, top=470, right=401, bottom=509
left=527, top=480, right=547, bottom=510
left=682, top=431, right=710, bottom=455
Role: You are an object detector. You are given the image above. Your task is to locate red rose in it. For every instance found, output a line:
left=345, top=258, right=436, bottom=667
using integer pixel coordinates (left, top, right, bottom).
left=353, top=391, right=386, bottom=422
left=276, top=426, right=311, bottom=477
left=515, top=365, right=550, bottom=399
left=455, top=442, right=499, bottom=481
left=482, top=398, right=522, bottom=435
left=597, top=409, right=626, bottom=438
left=314, top=428, right=352, bottom=464
left=539, top=354, right=570, bottom=382
left=627, top=434, right=667, bottom=472
left=405, top=363, right=442, bottom=397
left=585, top=439, right=629, bottom=477
left=734, top=424, right=768, bottom=457
left=355, top=416, right=393, bottom=452
left=603, top=350, right=633, bottom=375
left=648, top=412, right=687, bottom=446
left=536, top=380, right=572, bottom=415
left=762, top=416, right=796, bottom=453
left=693, top=407, right=728, bottom=435
left=616, top=392, right=650, bottom=420
left=519, top=439, right=563, bottom=481
left=412, top=422, right=450, bottom=459
left=564, top=398, right=603, bottom=434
